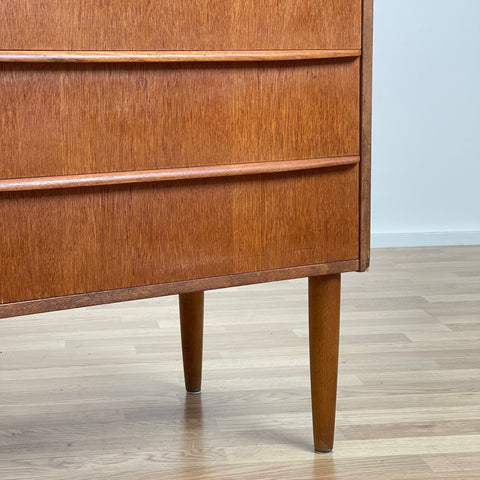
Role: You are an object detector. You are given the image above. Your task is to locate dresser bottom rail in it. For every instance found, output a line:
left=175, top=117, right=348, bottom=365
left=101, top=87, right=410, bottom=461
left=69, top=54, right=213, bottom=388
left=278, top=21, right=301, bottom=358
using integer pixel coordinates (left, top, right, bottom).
left=0, top=260, right=358, bottom=318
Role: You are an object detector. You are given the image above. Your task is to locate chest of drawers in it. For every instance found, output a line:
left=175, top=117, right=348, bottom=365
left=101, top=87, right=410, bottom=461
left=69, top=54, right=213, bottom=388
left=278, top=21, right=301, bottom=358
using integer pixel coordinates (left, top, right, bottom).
left=0, top=0, right=373, bottom=452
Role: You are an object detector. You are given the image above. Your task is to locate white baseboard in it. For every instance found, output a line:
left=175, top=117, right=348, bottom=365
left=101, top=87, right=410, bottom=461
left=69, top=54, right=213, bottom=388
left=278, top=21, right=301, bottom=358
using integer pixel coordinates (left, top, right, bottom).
left=371, top=231, right=480, bottom=248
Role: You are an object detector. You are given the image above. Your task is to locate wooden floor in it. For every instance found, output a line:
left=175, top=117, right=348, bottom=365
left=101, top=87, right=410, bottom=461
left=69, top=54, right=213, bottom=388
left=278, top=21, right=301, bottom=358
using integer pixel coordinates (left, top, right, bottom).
left=1, top=246, right=480, bottom=479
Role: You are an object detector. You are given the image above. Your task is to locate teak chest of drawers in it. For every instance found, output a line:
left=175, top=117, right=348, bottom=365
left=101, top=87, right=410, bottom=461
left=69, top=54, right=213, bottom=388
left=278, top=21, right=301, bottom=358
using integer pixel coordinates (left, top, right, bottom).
left=0, top=1, right=373, bottom=452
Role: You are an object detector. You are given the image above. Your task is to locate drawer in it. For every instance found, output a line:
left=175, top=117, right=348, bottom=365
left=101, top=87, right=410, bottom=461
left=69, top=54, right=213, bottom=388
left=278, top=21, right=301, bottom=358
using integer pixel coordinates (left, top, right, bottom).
left=0, top=59, right=360, bottom=179
left=1, top=1, right=362, bottom=51
left=0, top=166, right=359, bottom=304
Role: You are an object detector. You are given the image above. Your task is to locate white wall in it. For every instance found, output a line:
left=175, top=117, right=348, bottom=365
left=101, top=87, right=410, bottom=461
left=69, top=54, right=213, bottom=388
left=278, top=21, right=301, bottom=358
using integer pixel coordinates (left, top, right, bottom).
left=371, top=0, right=480, bottom=247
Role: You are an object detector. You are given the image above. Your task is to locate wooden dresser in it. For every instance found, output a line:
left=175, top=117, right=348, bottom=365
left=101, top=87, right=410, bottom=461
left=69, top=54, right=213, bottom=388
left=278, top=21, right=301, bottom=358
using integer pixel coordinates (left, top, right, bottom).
left=0, top=1, right=373, bottom=452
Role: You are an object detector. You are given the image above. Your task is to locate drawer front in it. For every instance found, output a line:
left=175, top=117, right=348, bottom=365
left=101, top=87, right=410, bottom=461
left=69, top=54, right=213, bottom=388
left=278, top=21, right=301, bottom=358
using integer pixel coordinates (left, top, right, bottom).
left=0, top=59, right=360, bottom=179
left=1, top=1, right=361, bottom=51
left=0, top=167, right=359, bottom=304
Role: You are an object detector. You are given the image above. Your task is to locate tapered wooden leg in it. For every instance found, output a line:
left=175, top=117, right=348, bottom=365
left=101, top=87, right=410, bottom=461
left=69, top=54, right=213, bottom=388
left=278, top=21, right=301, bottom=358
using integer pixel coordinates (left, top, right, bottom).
left=179, top=291, right=204, bottom=394
left=308, top=274, right=341, bottom=453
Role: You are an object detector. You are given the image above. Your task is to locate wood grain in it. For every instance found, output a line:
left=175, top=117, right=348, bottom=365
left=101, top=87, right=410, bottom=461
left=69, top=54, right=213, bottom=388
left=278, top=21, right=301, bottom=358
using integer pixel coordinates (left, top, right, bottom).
left=0, top=167, right=359, bottom=305
left=1, top=246, right=479, bottom=479
left=0, top=0, right=362, bottom=51
left=0, top=59, right=360, bottom=179
left=0, top=157, right=360, bottom=193
left=0, top=50, right=362, bottom=63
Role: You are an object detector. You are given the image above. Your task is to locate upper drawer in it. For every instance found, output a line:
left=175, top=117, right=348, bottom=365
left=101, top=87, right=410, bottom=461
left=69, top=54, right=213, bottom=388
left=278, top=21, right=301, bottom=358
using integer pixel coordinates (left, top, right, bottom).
left=0, top=1, right=362, bottom=51
left=0, top=59, right=360, bottom=179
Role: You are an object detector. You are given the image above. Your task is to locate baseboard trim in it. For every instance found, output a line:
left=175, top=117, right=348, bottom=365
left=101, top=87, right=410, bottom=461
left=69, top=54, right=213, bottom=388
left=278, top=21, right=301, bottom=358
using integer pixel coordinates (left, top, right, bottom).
left=372, top=231, right=480, bottom=248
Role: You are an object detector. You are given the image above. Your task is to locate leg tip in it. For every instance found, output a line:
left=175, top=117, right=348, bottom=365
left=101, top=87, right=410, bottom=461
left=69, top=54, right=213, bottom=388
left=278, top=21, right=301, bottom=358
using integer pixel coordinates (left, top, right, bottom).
left=186, top=390, right=202, bottom=395
left=314, top=448, right=333, bottom=454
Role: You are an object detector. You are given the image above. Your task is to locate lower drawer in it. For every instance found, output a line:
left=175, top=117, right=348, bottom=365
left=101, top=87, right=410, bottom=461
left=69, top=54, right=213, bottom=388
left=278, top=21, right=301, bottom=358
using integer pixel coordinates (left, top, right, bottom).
left=0, top=166, right=359, bottom=304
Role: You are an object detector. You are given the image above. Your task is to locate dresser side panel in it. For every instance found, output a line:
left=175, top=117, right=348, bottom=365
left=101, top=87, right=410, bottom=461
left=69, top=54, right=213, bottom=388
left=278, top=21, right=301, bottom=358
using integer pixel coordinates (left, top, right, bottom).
left=359, top=0, right=373, bottom=271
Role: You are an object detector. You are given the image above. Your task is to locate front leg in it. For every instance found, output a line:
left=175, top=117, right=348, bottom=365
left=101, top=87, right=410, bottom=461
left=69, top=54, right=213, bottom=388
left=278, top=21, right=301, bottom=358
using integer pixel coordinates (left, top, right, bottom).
left=179, top=291, right=204, bottom=394
left=308, top=274, right=341, bottom=453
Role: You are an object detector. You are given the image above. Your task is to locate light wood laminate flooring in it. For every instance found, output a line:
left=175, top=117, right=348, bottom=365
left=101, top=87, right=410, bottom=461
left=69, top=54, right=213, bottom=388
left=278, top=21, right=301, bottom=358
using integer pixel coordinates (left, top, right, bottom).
left=1, top=246, right=480, bottom=479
